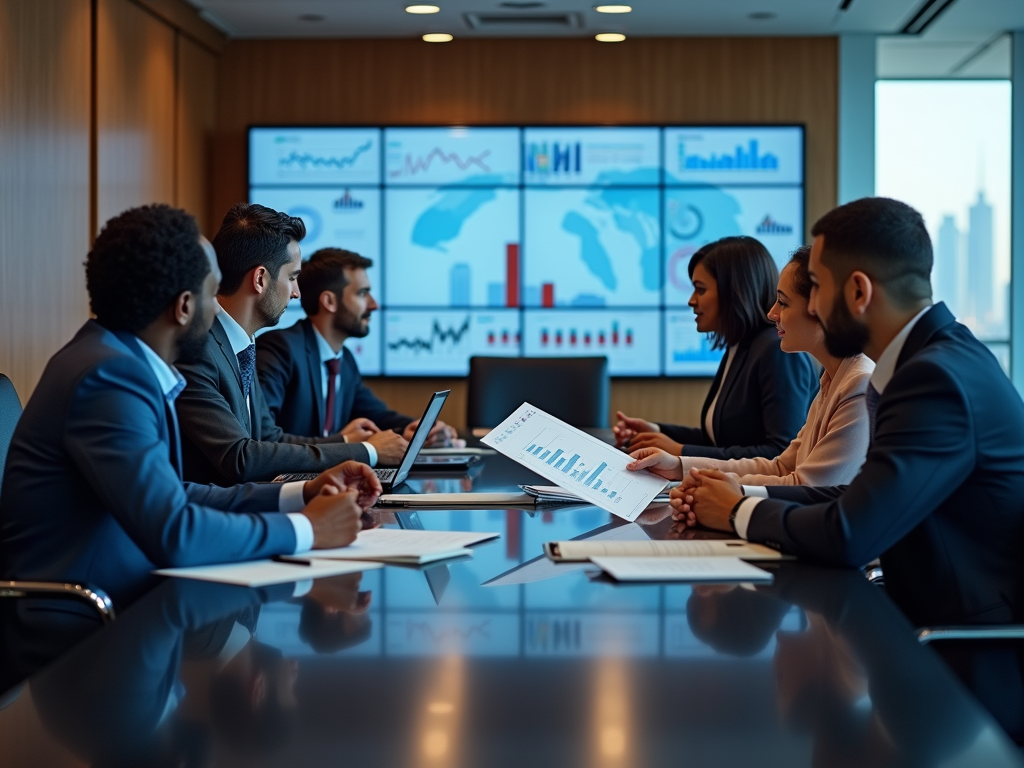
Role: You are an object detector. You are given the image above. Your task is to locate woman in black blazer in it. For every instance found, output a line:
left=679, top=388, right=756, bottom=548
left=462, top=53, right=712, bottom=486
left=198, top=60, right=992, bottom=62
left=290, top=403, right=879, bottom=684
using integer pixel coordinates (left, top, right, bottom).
left=615, top=237, right=818, bottom=460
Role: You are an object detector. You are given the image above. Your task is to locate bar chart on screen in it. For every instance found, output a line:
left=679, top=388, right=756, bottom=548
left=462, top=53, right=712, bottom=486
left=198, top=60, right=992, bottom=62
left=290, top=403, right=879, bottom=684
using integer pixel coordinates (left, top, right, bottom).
left=481, top=403, right=667, bottom=521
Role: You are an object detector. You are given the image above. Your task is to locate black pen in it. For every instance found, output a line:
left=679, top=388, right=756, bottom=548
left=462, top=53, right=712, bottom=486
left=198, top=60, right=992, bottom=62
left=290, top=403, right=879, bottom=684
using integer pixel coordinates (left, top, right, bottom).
left=272, top=555, right=313, bottom=566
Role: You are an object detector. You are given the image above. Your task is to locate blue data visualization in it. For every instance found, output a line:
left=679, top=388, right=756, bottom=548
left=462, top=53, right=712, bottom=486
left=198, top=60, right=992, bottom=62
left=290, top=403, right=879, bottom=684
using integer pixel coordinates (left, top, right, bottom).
left=249, top=125, right=805, bottom=376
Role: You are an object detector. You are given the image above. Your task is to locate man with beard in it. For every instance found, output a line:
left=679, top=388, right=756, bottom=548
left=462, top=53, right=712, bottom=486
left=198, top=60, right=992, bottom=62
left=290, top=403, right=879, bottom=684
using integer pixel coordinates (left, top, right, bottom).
left=255, top=248, right=456, bottom=445
left=176, top=205, right=408, bottom=486
left=0, top=205, right=381, bottom=606
left=662, top=197, right=1024, bottom=628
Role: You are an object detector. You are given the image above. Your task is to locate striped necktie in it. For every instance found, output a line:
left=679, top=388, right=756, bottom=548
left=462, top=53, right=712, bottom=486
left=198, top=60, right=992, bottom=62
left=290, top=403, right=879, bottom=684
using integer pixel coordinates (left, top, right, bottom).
left=865, top=382, right=881, bottom=441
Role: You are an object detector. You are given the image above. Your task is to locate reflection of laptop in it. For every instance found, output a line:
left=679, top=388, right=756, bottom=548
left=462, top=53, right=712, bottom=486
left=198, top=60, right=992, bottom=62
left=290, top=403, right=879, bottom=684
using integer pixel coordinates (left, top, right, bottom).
left=273, top=390, right=450, bottom=492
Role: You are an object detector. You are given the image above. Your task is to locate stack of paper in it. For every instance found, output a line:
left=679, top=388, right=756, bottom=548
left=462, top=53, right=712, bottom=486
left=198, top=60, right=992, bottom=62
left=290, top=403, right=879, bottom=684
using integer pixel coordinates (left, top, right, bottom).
left=154, top=559, right=382, bottom=587
left=521, top=485, right=672, bottom=504
left=277, top=528, right=501, bottom=565
left=591, top=556, right=773, bottom=583
left=377, top=492, right=534, bottom=507
left=544, top=538, right=788, bottom=562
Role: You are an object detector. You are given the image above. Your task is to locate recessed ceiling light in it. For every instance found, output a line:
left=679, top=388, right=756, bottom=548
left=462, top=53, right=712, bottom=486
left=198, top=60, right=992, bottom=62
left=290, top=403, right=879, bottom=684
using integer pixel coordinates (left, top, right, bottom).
left=406, top=4, right=440, bottom=13
left=595, top=32, right=626, bottom=42
left=748, top=11, right=776, bottom=20
left=595, top=4, right=632, bottom=12
left=298, top=13, right=325, bottom=22
left=422, top=32, right=454, bottom=42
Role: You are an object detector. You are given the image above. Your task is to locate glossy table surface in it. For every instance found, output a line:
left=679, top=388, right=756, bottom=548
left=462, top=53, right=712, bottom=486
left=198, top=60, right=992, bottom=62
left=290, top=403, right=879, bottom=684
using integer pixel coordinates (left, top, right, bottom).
left=1, top=452, right=1022, bottom=767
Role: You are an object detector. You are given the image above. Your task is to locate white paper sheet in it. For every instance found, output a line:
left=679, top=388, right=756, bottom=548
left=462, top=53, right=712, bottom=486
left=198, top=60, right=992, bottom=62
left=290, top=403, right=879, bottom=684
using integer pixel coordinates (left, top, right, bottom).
left=286, top=528, right=501, bottom=563
left=377, top=492, right=533, bottom=507
left=154, top=559, right=382, bottom=587
left=547, top=538, right=787, bottom=562
left=591, top=556, right=774, bottom=583
left=481, top=403, right=668, bottom=522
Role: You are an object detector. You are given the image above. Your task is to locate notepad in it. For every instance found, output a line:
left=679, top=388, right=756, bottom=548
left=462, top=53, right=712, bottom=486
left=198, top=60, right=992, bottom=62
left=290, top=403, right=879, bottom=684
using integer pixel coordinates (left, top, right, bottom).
left=591, top=556, right=774, bottom=583
left=276, top=528, right=501, bottom=565
left=544, top=538, right=788, bottom=562
left=154, top=558, right=382, bottom=587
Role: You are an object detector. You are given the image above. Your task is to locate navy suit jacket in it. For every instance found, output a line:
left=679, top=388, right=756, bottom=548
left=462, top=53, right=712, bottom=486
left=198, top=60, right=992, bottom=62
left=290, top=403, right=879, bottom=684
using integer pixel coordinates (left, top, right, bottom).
left=175, top=319, right=369, bottom=486
left=749, top=304, right=1024, bottom=627
left=659, top=325, right=818, bottom=459
left=0, top=321, right=297, bottom=607
left=256, top=319, right=412, bottom=438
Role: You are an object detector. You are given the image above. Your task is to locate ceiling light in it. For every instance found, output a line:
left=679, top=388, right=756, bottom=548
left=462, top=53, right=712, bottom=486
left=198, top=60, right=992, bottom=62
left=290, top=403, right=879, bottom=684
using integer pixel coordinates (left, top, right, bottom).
left=406, top=4, right=441, bottom=13
left=422, top=32, right=454, bottom=42
left=595, top=32, right=626, bottom=42
left=595, top=4, right=632, bottom=12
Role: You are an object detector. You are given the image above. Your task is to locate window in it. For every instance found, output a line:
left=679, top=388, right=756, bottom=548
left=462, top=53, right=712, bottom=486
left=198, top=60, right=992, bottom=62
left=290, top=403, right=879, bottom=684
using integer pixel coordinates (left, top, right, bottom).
left=875, top=80, right=1012, bottom=373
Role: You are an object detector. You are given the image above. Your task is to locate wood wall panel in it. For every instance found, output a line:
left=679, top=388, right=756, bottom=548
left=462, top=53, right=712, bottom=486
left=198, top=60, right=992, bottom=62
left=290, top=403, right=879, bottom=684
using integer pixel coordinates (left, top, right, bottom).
left=176, top=35, right=218, bottom=235
left=214, top=36, right=836, bottom=429
left=0, top=0, right=91, bottom=399
left=96, top=0, right=176, bottom=227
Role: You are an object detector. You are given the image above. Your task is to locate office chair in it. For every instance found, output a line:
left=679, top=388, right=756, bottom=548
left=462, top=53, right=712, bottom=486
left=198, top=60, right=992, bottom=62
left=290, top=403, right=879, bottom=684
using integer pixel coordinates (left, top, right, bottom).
left=467, top=356, right=610, bottom=430
left=0, top=374, right=115, bottom=623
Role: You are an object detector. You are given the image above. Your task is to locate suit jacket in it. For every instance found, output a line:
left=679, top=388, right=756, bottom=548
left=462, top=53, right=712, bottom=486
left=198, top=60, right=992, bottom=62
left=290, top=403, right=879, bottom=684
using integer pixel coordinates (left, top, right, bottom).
left=0, top=321, right=297, bottom=607
left=175, top=319, right=369, bottom=486
left=256, top=319, right=412, bottom=438
left=659, top=325, right=818, bottom=460
left=749, top=304, right=1024, bottom=627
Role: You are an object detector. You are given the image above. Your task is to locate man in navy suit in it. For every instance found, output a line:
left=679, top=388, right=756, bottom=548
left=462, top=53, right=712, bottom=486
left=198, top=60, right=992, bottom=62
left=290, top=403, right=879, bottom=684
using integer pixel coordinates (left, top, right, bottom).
left=0, top=205, right=382, bottom=606
left=642, top=197, right=1024, bottom=627
left=255, top=247, right=456, bottom=444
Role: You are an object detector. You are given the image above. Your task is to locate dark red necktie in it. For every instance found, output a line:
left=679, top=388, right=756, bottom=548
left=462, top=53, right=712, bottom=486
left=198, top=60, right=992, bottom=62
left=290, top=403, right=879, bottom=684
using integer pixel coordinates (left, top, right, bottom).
left=323, top=358, right=341, bottom=437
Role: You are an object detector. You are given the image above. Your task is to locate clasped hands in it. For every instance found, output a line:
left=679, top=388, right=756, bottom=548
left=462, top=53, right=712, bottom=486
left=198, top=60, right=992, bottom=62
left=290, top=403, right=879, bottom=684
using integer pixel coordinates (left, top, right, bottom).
left=300, top=461, right=383, bottom=549
left=626, top=448, right=745, bottom=532
left=340, top=417, right=457, bottom=447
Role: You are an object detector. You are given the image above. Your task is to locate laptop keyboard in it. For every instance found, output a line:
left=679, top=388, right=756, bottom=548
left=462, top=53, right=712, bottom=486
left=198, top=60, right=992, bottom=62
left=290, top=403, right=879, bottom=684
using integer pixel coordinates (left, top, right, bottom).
left=374, top=468, right=397, bottom=481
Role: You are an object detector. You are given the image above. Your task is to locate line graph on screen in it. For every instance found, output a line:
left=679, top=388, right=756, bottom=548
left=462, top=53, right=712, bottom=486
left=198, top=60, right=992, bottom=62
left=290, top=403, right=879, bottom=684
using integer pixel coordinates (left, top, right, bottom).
left=278, top=140, right=374, bottom=171
left=389, top=148, right=492, bottom=179
left=387, top=317, right=471, bottom=353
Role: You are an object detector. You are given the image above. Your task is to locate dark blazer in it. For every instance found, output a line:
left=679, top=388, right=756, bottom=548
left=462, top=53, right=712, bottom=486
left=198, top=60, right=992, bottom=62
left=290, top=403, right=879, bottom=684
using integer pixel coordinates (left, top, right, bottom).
left=175, top=318, right=369, bottom=486
left=0, top=321, right=297, bottom=607
left=659, top=325, right=818, bottom=460
left=748, top=303, right=1024, bottom=627
left=256, top=319, right=412, bottom=438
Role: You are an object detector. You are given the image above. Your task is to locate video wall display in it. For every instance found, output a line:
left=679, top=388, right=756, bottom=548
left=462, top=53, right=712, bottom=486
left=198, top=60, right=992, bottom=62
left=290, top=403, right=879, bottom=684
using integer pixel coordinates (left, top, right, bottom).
left=249, top=125, right=805, bottom=376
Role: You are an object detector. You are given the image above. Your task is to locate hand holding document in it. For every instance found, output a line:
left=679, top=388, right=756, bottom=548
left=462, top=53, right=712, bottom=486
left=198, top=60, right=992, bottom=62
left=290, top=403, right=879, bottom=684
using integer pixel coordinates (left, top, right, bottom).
left=154, top=558, right=382, bottom=587
left=277, top=527, right=501, bottom=565
left=544, top=538, right=788, bottom=562
left=591, top=556, right=773, bottom=583
left=481, top=403, right=668, bottom=522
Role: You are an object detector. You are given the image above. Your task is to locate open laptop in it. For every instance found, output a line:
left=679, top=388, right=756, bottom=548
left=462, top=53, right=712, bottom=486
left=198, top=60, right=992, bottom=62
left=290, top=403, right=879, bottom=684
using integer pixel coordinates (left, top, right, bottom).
left=273, top=390, right=450, bottom=493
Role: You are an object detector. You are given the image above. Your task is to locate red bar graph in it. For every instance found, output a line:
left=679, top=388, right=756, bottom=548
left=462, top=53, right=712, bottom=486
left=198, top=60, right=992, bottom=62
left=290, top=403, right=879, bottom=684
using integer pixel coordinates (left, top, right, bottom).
left=506, top=243, right=519, bottom=307
left=541, top=282, right=555, bottom=308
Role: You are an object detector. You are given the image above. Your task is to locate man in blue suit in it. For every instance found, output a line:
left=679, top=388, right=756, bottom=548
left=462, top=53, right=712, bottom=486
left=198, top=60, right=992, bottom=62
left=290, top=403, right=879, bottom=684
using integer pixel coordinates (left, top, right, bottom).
left=0, top=205, right=382, bottom=607
left=639, top=197, right=1024, bottom=627
left=255, top=247, right=455, bottom=444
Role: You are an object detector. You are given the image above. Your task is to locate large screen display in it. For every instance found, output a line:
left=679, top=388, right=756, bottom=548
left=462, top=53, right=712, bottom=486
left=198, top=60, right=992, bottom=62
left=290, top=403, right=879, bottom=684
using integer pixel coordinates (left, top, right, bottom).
left=249, top=125, right=804, bottom=376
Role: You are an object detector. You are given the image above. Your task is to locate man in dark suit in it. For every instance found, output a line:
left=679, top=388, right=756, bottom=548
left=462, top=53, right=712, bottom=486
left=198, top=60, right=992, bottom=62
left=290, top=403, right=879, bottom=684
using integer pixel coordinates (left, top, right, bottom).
left=175, top=205, right=408, bottom=486
left=0, top=205, right=380, bottom=606
left=649, top=197, right=1024, bottom=627
left=256, top=247, right=456, bottom=444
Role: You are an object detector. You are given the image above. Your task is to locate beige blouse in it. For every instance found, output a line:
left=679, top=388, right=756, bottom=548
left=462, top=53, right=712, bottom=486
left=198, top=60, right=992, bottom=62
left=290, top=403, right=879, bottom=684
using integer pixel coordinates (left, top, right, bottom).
left=681, top=354, right=875, bottom=486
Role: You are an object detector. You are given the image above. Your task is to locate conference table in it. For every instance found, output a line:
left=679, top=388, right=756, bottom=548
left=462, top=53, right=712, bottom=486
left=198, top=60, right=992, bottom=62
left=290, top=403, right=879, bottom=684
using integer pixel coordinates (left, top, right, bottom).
left=1, top=447, right=1022, bottom=767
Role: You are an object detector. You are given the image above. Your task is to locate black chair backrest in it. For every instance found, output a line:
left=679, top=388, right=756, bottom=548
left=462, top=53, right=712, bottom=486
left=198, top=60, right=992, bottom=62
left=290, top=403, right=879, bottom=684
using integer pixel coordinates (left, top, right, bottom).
left=467, top=356, right=610, bottom=429
left=0, top=374, right=23, bottom=488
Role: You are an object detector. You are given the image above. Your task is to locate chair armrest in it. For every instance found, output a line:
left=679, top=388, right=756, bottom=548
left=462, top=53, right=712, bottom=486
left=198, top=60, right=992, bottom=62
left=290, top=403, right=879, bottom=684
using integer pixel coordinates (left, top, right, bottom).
left=0, top=581, right=116, bottom=623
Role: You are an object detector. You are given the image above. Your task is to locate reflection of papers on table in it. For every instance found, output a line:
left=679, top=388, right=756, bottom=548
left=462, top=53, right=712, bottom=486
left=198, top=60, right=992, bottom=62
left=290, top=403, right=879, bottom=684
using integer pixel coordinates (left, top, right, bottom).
left=482, top=403, right=667, bottom=522
left=278, top=528, right=501, bottom=565
left=544, top=538, right=787, bottom=562
left=483, top=522, right=651, bottom=587
left=591, top=556, right=773, bottom=583
left=377, top=492, right=534, bottom=507
left=154, top=559, right=382, bottom=587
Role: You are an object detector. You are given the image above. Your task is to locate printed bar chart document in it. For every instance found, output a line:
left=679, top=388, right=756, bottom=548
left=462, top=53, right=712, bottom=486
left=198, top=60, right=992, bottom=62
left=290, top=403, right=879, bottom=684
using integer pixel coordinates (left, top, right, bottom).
left=481, top=403, right=668, bottom=521
left=544, top=538, right=788, bottom=562
left=155, top=559, right=382, bottom=587
left=591, top=556, right=774, bottom=583
left=277, top=528, right=501, bottom=565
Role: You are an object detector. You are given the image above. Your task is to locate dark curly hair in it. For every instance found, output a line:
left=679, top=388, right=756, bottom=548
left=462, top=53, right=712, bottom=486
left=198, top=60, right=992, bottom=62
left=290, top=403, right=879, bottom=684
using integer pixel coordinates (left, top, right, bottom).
left=299, top=248, right=374, bottom=316
left=786, top=245, right=814, bottom=301
left=85, top=205, right=210, bottom=333
left=212, top=203, right=306, bottom=296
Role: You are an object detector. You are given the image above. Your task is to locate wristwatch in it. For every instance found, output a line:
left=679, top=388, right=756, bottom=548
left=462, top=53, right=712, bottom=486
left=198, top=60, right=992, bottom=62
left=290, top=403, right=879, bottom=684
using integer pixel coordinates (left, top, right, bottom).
left=728, top=497, right=747, bottom=534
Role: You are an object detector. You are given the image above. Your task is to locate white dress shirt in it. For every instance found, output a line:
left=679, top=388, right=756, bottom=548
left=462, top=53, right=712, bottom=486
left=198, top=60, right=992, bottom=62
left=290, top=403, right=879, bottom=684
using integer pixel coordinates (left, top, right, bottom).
left=312, top=326, right=377, bottom=466
left=134, top=335, right=314, bottom=553
left=731, top=306, right=933, bottom=539
left=704, top=345, right=737, bottom=445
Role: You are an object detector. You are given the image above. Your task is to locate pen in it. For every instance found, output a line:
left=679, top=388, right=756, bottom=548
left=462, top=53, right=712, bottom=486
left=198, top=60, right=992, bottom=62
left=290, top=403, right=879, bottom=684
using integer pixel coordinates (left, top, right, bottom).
left=272, top=555, right=312, bottom=566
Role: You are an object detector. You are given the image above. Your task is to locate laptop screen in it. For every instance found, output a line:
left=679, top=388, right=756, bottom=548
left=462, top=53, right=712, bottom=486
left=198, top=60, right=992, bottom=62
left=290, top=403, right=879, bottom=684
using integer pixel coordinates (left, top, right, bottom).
left=393, top=390, right=450, bottom=486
